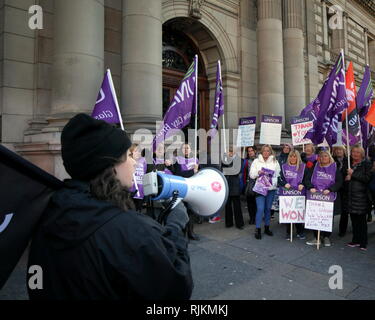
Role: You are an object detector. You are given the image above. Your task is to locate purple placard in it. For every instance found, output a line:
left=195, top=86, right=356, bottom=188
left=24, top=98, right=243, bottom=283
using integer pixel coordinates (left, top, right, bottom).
left=291, top=115, right=313, bottom=125
left=239, top=117, right=256, bottom=126
left=306, top=190, right=336, bottom=202
left=262, top=115, right=282, bottom=124
left=278, top=188, right=306, bottom=197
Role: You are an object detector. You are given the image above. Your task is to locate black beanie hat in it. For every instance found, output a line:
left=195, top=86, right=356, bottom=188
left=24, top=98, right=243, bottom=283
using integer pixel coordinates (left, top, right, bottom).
left=61, top=113, right=132, bottom=181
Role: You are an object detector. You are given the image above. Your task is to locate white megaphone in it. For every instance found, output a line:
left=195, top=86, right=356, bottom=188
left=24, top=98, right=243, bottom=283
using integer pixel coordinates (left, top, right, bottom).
left=143, top=168, right=228, bottom=216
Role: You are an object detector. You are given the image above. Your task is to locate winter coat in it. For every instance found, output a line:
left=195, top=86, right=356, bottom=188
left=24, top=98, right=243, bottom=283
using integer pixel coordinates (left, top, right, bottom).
left=222, top=155, right=243, bottom=196
left=303, top=164, right=343, bottom=216
left=27, top=180, right=193, bottom=300
left=342, top=159, right=373, bottom=215
left=249, top=155, right=281, bottom=191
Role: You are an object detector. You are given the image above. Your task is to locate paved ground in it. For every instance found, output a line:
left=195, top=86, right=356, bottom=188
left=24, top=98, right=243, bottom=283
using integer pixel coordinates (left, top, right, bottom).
left=1, top=202, right=375, bottom=300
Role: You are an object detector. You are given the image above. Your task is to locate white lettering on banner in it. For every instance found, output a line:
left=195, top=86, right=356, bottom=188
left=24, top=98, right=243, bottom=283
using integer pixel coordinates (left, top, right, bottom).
left=96, top=89, right=105, bottom=104
left=94, top=110, right=114, bottom=120
left=305, top=200, right=334, bottom=232
left=279, top=196, right=305, bottom=224
left=0, top=213, right=14, bottom=233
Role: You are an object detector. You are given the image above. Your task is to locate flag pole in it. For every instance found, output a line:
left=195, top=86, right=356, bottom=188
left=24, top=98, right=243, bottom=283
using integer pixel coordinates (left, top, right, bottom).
left=219, top=60, right=227, bottom=155
left=193, top=55, right=198, bottom=160
left=341, top=49, right=351, bottom=170
left=107, top=69, right=125, bottom=131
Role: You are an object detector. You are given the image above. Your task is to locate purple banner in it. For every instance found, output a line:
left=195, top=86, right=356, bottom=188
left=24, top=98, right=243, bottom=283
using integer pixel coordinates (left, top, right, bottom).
left=210, top=60, right=224, bottom=130
left=357, top=66, right=374, bottom=149
left=153, top=56, right=197, bottom=150
left=262, top=115, right=282, bottom=124
left=91, top=70, right=121, bottom=124
left=291, top=115, right=313, bottom=125
left=306, top=190, right=336, bottom=202
left=278, top=188, right=306, bottom=197
left=132, top=157, right=147, bottom=199
left=239, top=117, right=257, bottom=126
left=302, top=52, right=348, bottom=146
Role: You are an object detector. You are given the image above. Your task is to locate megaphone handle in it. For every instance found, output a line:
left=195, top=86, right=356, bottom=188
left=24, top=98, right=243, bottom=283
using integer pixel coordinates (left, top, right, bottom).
left=157, top=190, right=180, bottom=225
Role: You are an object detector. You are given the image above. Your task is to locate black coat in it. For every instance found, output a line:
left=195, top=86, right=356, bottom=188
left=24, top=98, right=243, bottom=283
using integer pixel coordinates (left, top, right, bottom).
left=222, top=156, right=242, bottom=196
left=342, top=159, right=373, bottom=215
left=27, top=180, right=193, bottom=300
left=303, top=164, right=343, bottom=216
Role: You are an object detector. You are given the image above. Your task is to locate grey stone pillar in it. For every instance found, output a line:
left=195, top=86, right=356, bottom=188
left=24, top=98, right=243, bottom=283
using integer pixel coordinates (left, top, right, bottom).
left=257, top=0, right=285, bottom=128
left=369, top=39, right=375, bottom=71
left=283, top=0, right=305, bottom=127
left=122, top=0, right=162, bottom=132
left=51, top=0, right=105, bottom=117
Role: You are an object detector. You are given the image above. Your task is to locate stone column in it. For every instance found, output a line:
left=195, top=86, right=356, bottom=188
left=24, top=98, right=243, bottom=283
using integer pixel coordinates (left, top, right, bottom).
left=369, top=38, right=375, bottom=71
left=283, top=0, right=305, bottom=128
left=122, top=0, right=162, bottom=132
left=257, top=0, right=285, bottom=128
left=321, top=0, right=331, bottom=62
left=50, top=0, right=104, bottom=118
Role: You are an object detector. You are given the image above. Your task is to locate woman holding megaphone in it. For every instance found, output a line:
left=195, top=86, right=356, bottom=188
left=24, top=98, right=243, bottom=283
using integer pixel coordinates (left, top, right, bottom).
left=250, top=145, right=281, bottom=240
left=28, top=114, right=193, bottom=300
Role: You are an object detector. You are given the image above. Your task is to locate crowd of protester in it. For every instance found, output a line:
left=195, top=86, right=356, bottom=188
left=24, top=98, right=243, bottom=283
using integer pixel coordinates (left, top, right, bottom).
left=130, top=141, right=374, bottom=251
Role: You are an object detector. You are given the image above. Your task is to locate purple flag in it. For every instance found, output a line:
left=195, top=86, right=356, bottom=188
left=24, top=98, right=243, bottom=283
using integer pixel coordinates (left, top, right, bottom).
left=303, top=52, right=348, bottom=146
left=357, top=66, right=374, bottom=149
left=91, top=70, right=122, bottom=125
left=210, top=61, right=224, bottom=130
left=153, top=56, right=197, bottom=150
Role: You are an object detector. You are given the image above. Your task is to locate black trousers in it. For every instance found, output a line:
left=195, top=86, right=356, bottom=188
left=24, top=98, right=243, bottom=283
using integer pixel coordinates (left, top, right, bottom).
left=286, top=223, right=304, bottom=235
left=225, top=196, right=244, bottom=228
left=246, top=195, right=257, bottom=222
left=339, top=211, right=349, bottom=235
left=350, top=214, right=368, bottom=247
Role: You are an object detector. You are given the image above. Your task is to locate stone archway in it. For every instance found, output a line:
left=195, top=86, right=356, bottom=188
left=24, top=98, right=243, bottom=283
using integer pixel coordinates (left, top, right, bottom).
left=162, top=1, right=240, bottom=130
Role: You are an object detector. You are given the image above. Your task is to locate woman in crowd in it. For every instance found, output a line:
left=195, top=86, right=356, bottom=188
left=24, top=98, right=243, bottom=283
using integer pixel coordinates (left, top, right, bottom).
left=250, top=145, right=281, bottom=240
left=331, top=146, right=350, bottom=237
left=174, top=143, right=200, bottom=240
left=303, top=149, right=343, bottom=247
left=129, top=144, right=147, bottom=212
left=278, top=150, right=306, bottom=240
left=342, top=145, right=372, bottom=251
left=243, top=146, right=258, bottom=225
left=222, top=146, right=245, bottom=230
left=301, top=143, right=318, bottom=164
left=271, top=144, right=294, bottom=219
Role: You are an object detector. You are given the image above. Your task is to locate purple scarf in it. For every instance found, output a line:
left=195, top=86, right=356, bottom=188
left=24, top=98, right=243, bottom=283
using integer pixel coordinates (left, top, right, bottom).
left=282, top=163, right=305, bottom=189
left=176, top=156, right=198, bottom=172
left=306, top=154, right=318, bottom=162
left=131, top=157, right=147, bottom=199
left=311, top=162, right=337, bottom=191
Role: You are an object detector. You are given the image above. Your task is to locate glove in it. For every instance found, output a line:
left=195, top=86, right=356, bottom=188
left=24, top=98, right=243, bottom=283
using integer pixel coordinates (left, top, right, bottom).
left=165, top=201, right=189, bottom=231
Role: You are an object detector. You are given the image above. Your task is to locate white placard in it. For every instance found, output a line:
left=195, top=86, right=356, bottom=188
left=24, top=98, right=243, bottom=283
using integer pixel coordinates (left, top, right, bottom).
left=259, top=115, right=282, bottom=146
left=291, top=118, right=313, bottom=146
left=305, top=200, right=334, bottom=232
left=279, top=196, right=306, bottom=224
left=237, top=124, right=256, bottom=147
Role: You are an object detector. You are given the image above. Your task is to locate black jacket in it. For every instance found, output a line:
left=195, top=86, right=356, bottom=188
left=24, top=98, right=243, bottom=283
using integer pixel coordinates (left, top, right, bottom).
left=303, top=164, right=343, bottom=215
left=222, top=156, right=242, bottom=196
left=27, top=180, right=193, bottom=300
left=342, top=159, right=373, bottom=215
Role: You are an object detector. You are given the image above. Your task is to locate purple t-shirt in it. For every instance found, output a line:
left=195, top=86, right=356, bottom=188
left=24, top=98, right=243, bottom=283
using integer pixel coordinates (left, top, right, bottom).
left=311, top=162, right=337, bottom=191
left=176, top=156, right=198, bottom=172
left=131, top=157, right=147, bottom=199
left=282, top=163, right=305, bottom=189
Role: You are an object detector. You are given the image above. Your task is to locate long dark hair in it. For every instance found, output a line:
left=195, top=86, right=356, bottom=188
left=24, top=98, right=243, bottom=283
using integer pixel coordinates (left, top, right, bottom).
left=90, top=154, right=135, bottom=211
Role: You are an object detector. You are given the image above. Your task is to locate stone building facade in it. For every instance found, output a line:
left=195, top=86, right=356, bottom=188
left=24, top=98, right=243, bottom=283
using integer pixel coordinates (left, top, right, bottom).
left=0, top=0, right=374, bottom=179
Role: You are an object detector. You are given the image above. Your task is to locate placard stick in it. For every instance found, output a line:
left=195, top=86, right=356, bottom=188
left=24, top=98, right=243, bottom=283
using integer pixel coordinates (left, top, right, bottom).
left=317, top=230, right=321, bottom=250
left=290, top=224, right=293, bottom=243
left=302, top=144, right=305, bottom=153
